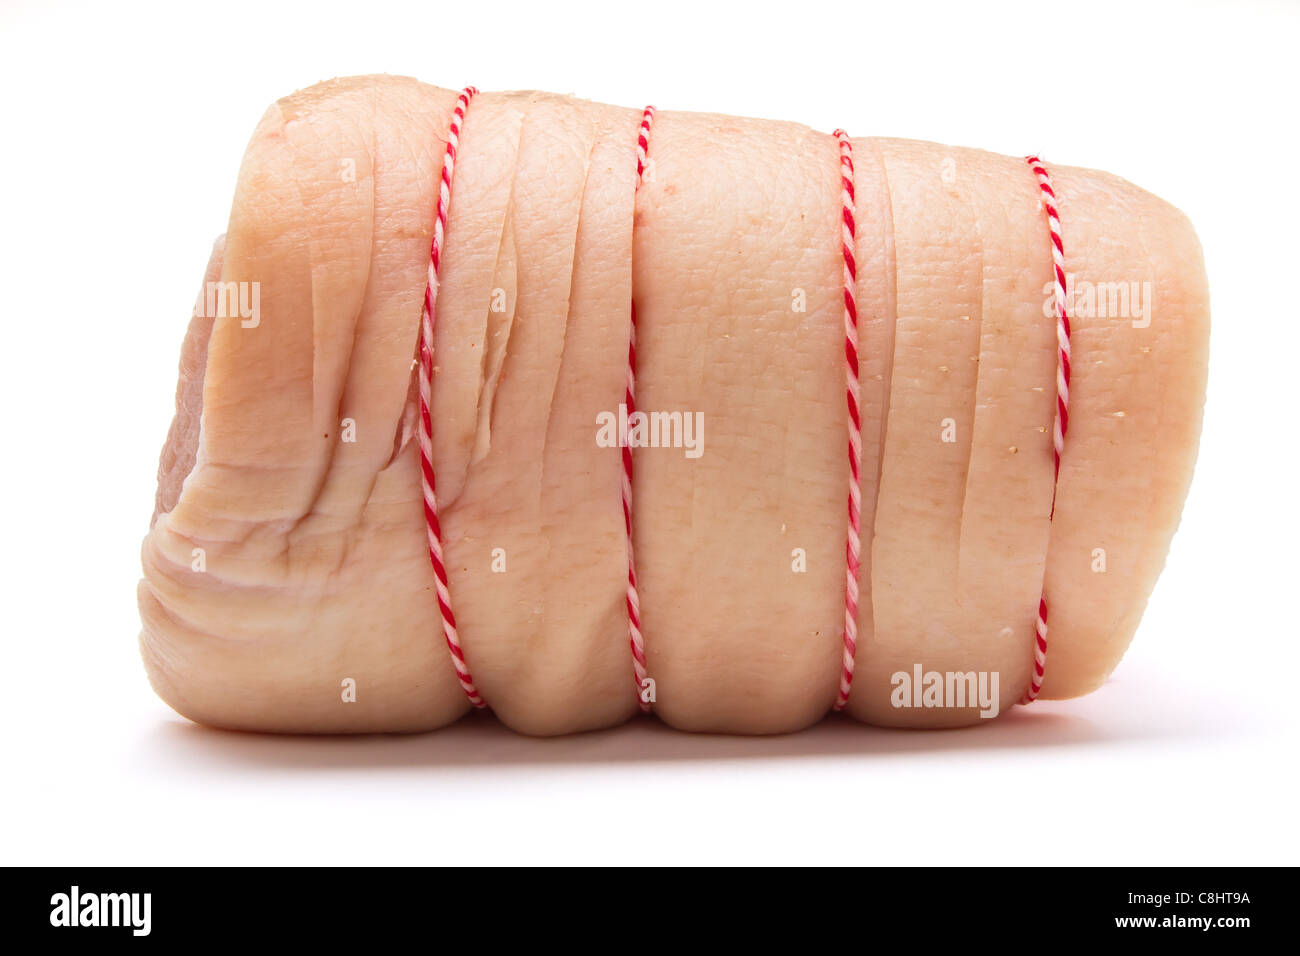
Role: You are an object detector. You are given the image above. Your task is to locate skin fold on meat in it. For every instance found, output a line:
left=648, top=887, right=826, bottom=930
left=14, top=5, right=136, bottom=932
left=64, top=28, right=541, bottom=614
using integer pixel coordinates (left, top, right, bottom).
left=140, top=75, right=1210, bottom=736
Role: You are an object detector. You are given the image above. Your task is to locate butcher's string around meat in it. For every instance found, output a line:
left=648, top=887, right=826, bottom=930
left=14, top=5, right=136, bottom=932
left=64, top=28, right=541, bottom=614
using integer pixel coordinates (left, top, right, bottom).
left=626, top=106, right=656, bottom=712
left=832, top=130, right=863, bottom=712
left=1021, top=154, right=1072, bottom=704
left=418, top=88, right=1070, bottom=713
left=418, top=86, right=485, bottom=708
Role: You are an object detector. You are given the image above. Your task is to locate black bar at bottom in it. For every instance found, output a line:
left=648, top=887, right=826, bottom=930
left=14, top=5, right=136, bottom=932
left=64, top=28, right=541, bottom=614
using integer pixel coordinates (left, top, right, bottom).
left=7, top=866, right=1285, bottom=944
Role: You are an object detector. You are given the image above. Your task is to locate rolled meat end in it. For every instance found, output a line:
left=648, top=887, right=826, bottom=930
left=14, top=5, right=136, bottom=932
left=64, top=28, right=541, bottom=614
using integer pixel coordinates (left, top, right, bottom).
left=139, top=75, right=1209, bottom=736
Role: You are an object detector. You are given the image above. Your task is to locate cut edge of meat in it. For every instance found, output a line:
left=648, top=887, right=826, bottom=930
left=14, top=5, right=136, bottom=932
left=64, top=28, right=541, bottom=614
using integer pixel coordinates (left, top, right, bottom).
left=152, top=234, right=224, bottom=527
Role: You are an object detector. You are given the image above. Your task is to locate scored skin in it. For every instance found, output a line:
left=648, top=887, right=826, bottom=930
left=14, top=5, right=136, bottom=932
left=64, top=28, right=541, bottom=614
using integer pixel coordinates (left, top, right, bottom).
left=851, top=142, right=1059, bottom=726
left=434, top=93, right=642, bottom=735
left=633, top=110, right=845, bottom=733
left=140, top=75, right=1208, bottom=734
left=954, top=151, right=1056, bottom=714
left=866, top=140, right=991, bottom=726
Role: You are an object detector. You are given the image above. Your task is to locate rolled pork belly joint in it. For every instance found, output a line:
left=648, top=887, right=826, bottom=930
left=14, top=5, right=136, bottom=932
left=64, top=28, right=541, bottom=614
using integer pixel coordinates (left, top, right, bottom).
left=139, top=76, right=1210, bottom=736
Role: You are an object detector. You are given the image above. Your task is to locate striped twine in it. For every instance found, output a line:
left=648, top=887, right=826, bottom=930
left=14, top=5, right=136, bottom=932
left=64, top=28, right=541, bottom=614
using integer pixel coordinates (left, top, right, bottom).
left=419, top=87, right=485, bottom=708
left=832, top=130, right=862, bottom=711
left=1023, top=154, right=1072, bottom=704
left=626, top=106, right=656, bottom=711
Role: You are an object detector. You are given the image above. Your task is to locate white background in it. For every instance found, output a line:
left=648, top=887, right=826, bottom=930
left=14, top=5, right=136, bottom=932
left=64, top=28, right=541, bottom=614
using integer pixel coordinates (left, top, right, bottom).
left=1, top=0, right=1296, bottom=865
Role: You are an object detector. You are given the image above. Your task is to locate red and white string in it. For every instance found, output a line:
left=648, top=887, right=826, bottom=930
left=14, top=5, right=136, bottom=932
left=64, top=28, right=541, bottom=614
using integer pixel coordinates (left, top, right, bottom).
left=831, top=130, right=862, bottom=711
left=420, top=87, right=485, bottom=708
left=1023, top=154, right=1072, bottom=704
left=626, top=106, right=656, bottom=712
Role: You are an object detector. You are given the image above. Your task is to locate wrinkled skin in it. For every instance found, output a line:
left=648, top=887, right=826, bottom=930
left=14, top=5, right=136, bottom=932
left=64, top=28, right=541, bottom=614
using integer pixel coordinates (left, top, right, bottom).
left=140, top=76, right=1209, bottom=735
